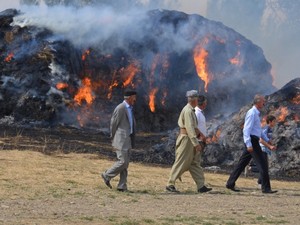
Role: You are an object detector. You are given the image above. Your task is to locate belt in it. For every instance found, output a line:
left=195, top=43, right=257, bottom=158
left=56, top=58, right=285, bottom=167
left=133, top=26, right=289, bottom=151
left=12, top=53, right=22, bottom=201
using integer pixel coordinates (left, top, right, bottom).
left=180, top=128, right=188, bottom=135
left=180, top=128, right=200, bottom=137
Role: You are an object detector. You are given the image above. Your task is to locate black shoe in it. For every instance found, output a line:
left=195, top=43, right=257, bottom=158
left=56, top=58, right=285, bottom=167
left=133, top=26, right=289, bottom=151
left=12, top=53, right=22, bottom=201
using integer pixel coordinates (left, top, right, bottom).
left=117, top=189, right=130, bottom=192
left=262, top=190, right=277, bottom=194
left=226, top=185, right=240, bottom=192
left=166, top=185, right=179, bottom=193
left=198, top=185, right=212, bottom=193
left=101, top=173, right=112, bottom=189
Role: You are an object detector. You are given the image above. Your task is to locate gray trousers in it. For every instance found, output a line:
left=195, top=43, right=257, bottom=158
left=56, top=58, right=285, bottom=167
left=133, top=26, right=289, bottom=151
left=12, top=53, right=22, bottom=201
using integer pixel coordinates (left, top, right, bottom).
left=103, top=149, right=130, bottom=190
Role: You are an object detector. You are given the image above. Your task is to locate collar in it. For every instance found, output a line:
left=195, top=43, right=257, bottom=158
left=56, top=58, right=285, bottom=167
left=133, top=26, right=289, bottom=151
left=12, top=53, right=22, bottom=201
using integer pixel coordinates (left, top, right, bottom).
left=123, top=100, right=131, bottom=108
left=187, top=103, right=195, bottom=111
left=252, top=105, right=260, bottom=115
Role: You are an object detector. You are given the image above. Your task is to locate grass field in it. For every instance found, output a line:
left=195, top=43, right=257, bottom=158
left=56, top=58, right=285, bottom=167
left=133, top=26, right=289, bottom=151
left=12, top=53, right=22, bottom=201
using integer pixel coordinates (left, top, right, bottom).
left=0, top=150, right=300, bottom=225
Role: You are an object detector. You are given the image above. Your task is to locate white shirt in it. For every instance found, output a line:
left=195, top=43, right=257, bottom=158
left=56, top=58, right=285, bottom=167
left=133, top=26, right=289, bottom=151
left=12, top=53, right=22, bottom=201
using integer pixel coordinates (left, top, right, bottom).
left=195, top=106, right=207, bottom=137
left=243, top=105, right=269, bottom=148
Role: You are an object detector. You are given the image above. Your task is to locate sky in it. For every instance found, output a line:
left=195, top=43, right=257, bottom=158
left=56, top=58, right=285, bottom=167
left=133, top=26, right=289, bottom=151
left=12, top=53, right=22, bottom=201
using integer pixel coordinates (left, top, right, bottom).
left=0, top=0, right=297, bottom=88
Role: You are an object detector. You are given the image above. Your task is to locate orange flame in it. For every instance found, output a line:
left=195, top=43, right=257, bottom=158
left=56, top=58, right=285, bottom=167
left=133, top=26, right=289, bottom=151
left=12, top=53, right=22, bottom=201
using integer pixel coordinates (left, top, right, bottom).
left=193, top=40, right=210, bottom=92
left=277, top=106, right=289, bottom=122
left=82, top=50, right=90, bottom=61
left=107, top=80, right=118, bottom=100
left=74, top=77, right=95, bottom=105
left=56, top=82, right=68, bottom=90
left=229, top=51, right=241, bottom=66
left=207, top=129, right=222, bottom=144
left=161, top=91, right=167, bottom=107
left=122, top=63, right=139, bottom=87
left=291, top=94, right=300, bottom=105
left=149, top=88, right=158, bottom=112
left=4, top=52, right=14, bottom=62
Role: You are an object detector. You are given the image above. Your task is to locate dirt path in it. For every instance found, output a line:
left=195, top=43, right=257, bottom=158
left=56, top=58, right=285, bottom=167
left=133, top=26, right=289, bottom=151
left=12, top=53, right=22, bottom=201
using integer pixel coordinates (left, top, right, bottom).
left=0, top=150, right=299, bottom=225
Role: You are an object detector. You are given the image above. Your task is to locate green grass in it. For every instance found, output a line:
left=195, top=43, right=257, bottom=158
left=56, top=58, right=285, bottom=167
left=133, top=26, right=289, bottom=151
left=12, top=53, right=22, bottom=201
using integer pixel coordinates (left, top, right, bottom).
left=142, top=218, right=155, bottom=224
left=80, top=216, right=94, bottom=221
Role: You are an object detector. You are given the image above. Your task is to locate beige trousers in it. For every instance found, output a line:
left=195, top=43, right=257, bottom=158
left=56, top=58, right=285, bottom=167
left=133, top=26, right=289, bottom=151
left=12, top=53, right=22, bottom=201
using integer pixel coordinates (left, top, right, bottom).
left=167, top=134, right=205, bottom=190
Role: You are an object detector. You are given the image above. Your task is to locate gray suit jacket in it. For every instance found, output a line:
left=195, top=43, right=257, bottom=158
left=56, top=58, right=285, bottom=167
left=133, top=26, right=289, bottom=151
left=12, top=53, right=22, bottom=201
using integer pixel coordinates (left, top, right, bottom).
left=110, top=101, right=136, bottom=150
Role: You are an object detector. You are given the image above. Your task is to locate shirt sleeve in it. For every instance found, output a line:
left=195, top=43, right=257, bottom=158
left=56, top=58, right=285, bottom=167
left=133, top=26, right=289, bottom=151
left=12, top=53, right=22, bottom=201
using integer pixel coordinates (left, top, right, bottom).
left=261, top=128, right=270, bottom=143
left=184, top=110, right=199, bottom=146
left=194, top=110, right=201, bottom=131
left=243, top=111, right=254, bottom=148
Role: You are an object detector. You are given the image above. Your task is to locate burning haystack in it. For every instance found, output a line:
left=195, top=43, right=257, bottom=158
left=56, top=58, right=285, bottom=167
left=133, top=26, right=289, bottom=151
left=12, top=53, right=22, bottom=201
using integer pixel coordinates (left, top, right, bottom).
left=148, top=78, right=300, bottom=178
left=0, top=7, right=275, bottom=131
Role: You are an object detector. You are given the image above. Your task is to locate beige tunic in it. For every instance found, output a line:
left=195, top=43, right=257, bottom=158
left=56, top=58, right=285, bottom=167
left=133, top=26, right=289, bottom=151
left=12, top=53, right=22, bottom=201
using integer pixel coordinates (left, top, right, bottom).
left=167, top=103, right=205, bottom=190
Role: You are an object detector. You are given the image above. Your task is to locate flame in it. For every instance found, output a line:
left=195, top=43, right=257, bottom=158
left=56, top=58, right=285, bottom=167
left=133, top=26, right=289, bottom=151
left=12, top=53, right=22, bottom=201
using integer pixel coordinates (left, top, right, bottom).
left=82, top=50, right=90, bottom=61
left=74, top=77, right=95, bottom=105
left=56, top=82, right=68, bottom=90
left=149, top=88, right=158, bottom=112
left=207, top=129, right=222, bottom=144
left=122, top=63, right=139, bottom=87
left=4, top=52, right=14, bottom=62
left=291, top=94, right=300, bottom=105
left=193, top=40, right=210, bottom=92
left=107, top=80, right=118, bottom=100
left=229, top=51, right=241, bottom=66
left=277, top=106, right=289, bottom=122
left=161, top=91, right=167, bottom=107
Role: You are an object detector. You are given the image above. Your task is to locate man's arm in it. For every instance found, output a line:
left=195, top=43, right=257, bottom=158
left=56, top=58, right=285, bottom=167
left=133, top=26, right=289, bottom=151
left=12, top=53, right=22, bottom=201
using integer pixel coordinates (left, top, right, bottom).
left=261, top=129, right=270, bottom=143
left=260, top=138, right=276, bottom=151
left=184, top=110, right=199, bottom=147
left=110, top=107, right=121, bottom=139
left=243, top=111, right=254, bottom=151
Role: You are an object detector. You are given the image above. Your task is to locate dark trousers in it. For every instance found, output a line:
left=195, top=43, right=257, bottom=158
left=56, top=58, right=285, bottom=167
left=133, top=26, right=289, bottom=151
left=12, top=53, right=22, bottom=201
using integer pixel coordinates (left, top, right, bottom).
left=258, top=152, right=268, bottom=184
left=226, top=136, right=271, bottom=192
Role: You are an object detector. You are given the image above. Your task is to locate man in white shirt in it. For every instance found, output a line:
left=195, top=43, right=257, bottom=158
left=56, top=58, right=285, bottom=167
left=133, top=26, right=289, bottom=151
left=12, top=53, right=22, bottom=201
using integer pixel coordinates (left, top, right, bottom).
left=226, top=95, right=277, bottom=194
left=195, top=95, right=207, bottom=144
left=194, top=95, right=212, bottom=192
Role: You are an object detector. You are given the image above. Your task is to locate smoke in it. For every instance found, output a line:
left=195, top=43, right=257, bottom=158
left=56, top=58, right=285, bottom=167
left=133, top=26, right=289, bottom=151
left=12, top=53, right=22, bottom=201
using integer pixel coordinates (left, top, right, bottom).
left=11, top=1, right=196, bottom=54
left=13, top=5, right=144, bottom=49
left=205, top=0, right=300, bottom=88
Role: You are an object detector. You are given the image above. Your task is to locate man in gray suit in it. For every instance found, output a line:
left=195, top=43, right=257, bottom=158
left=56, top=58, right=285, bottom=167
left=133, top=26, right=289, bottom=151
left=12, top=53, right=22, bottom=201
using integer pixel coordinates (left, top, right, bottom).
left=101, top=90, right=137, bottom=192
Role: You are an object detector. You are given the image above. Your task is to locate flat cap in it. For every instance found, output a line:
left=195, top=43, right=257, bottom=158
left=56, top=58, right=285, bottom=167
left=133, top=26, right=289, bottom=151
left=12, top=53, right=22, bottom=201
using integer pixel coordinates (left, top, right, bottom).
left=186, top=90, right=199, bottom=98
left=124, top=90, right=137, bottom=97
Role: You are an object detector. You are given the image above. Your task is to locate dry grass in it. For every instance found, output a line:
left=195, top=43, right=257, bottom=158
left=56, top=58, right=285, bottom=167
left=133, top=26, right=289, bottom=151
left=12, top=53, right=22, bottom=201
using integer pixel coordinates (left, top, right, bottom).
left=0, top=150, right=300, bottom=225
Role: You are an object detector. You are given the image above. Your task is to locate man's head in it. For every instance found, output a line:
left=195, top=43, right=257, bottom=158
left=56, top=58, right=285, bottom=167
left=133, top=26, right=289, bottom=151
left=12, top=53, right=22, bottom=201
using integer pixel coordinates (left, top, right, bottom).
left=124, top=90, right=137, bottom=106
left=186, top=90, right=199, bottom=108
left=253, top=94, right=266, bottom=110
left=266, top=115, right=276, bottom=128
left=198, top=95, right=207, bottom=110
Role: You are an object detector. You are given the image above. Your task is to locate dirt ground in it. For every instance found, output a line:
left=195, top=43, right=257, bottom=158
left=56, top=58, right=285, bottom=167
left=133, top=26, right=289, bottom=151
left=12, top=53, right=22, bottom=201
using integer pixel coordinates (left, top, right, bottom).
left=0, top=126, right=300, bottom=225
left=0, top=150, right=299, bottom=225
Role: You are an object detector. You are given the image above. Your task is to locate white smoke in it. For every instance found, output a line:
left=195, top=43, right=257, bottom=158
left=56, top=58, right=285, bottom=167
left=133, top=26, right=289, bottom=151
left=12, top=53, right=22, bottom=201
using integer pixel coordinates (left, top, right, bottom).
left=12, top=5, right=147, bottom=48
left=11, top=1, right=197, bottom=54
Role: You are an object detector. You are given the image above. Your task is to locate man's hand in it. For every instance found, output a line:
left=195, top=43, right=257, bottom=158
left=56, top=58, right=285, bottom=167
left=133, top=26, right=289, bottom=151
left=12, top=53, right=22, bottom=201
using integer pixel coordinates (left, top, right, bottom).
left=195, top=144, right=203, bottom=152
left=247, top=147, right=253, bottom=153
left=269, top=145, right=277, bottom=151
